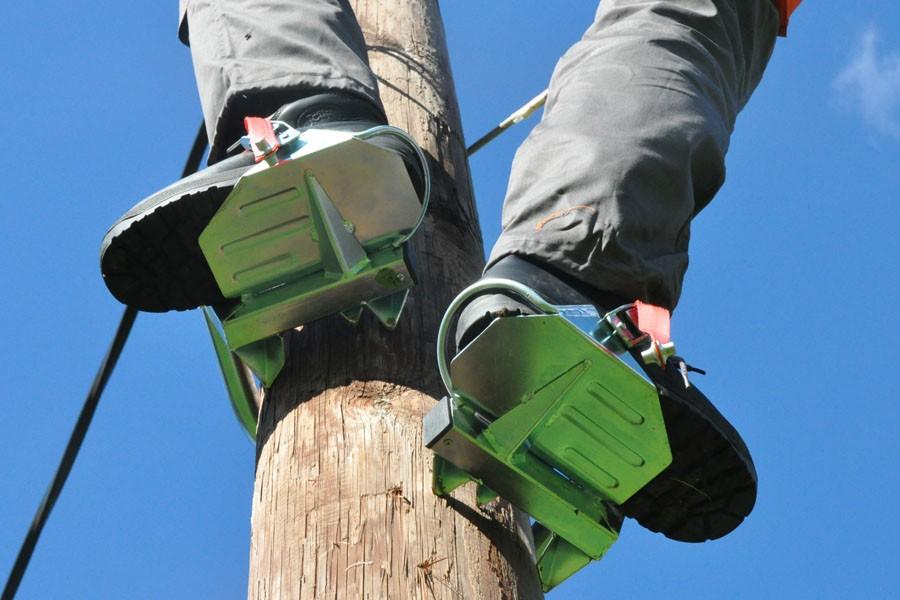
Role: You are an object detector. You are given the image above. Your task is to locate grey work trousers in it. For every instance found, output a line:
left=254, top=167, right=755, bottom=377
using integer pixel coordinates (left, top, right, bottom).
left=178, top=0, right=779, bottom=309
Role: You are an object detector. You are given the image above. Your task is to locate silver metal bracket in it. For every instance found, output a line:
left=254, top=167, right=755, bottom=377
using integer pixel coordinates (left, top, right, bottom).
left=593, top=304, right=676, bottom=367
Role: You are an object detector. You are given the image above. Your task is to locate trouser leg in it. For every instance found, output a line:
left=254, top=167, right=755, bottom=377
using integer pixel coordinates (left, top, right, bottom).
left=487, top=0, right=779, bottom=310
left=178, top=0, right=383, bottom=161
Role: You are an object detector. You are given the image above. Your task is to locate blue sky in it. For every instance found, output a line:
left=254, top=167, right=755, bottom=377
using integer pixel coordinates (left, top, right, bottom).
left=1, top=1, right=898, bottom=598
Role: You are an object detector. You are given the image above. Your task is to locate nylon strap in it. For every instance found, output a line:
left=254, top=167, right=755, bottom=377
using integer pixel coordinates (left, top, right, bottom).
left=244, top=117, right=280, bottom=163
left=630, top=300, right=671, bottom=344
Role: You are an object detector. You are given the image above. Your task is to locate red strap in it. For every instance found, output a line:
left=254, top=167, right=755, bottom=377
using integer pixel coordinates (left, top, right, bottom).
left=631, top=300, right=671, bottom=344
left=244, top=117, right=280, bottom=163
left=777, top=0, right=802, bottom=36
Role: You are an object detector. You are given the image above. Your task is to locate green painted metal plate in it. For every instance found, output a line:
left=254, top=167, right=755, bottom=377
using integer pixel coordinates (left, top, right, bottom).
left=199, top=134, right=421, bottom=299
left=425, top=311, right=674, bottom=590
left=450, top=314, right=672, bottom=505
left=202, top=307, right=259, bottom=440
left=198, top=130, right=422, bottom=372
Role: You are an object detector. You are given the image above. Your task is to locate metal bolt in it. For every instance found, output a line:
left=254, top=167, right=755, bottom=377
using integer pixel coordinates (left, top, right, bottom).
left=677, top=360, right=695, bottom=389
left=640, top=340, right=676, bottom=367
left=376, top=268, right=406, bottom=288
left=254, top=139, right=279, bottom=166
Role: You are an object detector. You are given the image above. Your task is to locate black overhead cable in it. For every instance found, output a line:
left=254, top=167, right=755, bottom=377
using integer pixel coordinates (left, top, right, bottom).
left=1, top=120, right=208, bottom=600
left=466, top=89, right=548, bottom=156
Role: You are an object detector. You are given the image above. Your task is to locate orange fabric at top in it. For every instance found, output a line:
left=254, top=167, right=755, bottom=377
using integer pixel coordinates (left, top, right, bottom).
left=778, top=0, right=803, bottom=36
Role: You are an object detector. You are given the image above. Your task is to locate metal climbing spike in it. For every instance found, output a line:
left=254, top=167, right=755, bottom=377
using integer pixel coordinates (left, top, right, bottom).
left=533, top=525, right=596, bottom=593
left=234, top=335, right=285, bottom=388
left=475, top=484, right=499, bottom=506
left=365, top=290, right=411, bottom=329
left=430, top=455, right=474, bottom=497
left=340, top=305, right=365, bottom=325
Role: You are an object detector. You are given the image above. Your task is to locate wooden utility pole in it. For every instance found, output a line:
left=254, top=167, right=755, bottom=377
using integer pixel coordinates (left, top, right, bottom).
left=247, top=1, right=544, bottom=598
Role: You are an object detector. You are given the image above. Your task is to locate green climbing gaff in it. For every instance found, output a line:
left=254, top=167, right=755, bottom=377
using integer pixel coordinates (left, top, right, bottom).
left=424, top=279, right=674, bottom=592
left=201, top=123, right=430, bottom=437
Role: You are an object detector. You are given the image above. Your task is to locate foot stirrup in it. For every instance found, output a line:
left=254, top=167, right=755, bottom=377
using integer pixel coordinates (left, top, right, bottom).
left=424, top=279, right=674, bottom=591
left=204, top=120, right=430, bottom=437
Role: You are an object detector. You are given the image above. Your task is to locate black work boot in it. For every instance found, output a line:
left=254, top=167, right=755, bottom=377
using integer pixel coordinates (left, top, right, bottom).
left=454, top=255, right=758, bottom=543
left=100, top=93, right=422, bottom=312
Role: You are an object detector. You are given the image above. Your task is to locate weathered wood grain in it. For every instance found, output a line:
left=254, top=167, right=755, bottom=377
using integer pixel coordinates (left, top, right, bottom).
left=247, top=1, right=544, bottom=598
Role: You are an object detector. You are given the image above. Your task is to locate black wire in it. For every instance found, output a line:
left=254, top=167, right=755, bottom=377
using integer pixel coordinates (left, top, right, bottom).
left=183, top=120, right=209, bottom=176
left=466, top=123, right=506, bottom=156
left=2, top=120, right=208, bottom=600
left=1, top=306, right=137, bottom=600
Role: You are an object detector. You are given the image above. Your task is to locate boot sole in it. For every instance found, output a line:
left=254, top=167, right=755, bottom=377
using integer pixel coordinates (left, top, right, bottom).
left=99, top=166, right=247, bottom=312
left=621, top=359, right=757, bottom=542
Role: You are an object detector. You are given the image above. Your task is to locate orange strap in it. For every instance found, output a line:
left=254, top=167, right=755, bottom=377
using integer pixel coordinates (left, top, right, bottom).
left=244, top=117, right=281, bottom=164
left=777, top=0, right=803, bottom=36
left=631, top=301, right=671, bottom=345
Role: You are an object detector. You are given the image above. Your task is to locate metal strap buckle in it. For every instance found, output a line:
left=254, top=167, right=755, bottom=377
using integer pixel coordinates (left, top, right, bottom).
left=594, top=304, right=676, bottom=367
